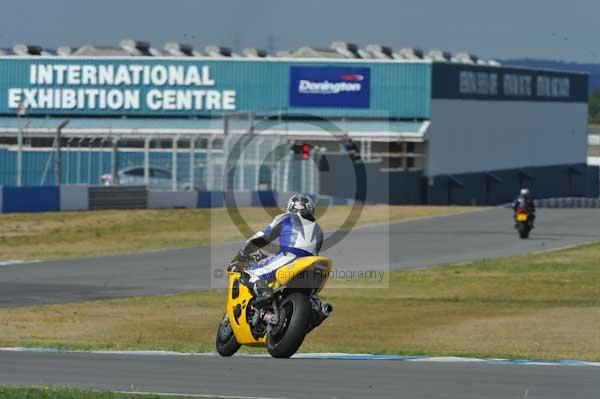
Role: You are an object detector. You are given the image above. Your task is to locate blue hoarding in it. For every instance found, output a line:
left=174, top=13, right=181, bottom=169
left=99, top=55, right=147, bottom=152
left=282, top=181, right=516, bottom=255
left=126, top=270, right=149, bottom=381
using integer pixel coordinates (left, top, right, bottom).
left=289, top=66, right=370, bottom=108
left=432, top=63, right=588, bottom=102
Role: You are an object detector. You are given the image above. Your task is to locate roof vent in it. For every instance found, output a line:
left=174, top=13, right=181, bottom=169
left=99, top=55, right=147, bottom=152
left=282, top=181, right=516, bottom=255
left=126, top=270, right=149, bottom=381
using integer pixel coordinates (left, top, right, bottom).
left=330, top=41, right=360, bottom=58
left=451, top=52, right=478, bottom=64
left=13, top=44, right=43, bottom=56
left=205, top=45, right=232, bottom=57
left=366, top=44, right=393, bottom=59
left=425, top=49, right=451, bottom=62
left=119, top=39, right=158, bottom=56
left=242, top=47, right=268, bottom=58
left=164, top=42, right=195, bottom=56
left=356, top=48, right=374, bottom=59
left=394, top=47, right=424, bottom=60
left=57, top=46, right=76, bottom=56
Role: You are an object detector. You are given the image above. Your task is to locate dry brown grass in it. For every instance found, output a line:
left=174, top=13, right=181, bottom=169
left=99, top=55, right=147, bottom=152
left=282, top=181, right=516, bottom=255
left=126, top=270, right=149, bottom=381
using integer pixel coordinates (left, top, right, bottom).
left=1, top=242, right=599, bottom=360
left=0, top=205, right=472, bottom=260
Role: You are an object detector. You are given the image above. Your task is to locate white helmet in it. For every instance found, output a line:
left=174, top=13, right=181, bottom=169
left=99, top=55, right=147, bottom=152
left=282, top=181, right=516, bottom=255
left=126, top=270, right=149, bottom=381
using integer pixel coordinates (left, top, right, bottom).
left=520, top=188, right=530, bottom=196
left=286, top=193, right=315, bottom=216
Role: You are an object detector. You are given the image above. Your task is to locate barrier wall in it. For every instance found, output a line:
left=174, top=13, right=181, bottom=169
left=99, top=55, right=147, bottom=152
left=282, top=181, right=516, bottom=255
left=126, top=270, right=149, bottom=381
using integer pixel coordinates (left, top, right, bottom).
left=1, top=186, right=60, bottom=213
left=148, top=190, right=197, bottom=209
left=426, top=163, right=599, bottom=205
left=60, top=185, right=89, bottom=211
left=0, top=163, right=597, bottom=213
left=197, top=191, right=224, bottom=208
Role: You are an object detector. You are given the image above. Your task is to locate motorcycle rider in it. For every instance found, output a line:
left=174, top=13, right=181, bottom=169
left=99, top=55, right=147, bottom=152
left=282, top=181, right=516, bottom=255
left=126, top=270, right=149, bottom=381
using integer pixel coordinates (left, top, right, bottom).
left=513, top=188, right=536, bottom=226
left=234, top=194, right=324, bottom=301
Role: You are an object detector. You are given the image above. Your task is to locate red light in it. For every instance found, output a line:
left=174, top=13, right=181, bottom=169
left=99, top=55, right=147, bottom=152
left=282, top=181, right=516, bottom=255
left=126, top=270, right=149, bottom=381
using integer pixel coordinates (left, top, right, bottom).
left=291, top=142, right=313, bottom=160
left=301, top=144, right=312, bottom=160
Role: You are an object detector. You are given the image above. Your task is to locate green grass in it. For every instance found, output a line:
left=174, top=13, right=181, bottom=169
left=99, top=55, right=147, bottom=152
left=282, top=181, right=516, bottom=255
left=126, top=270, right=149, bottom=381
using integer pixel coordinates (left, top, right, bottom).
left=1, top=242, right=599, bottom=361
left=0, top=386, right=210, bottom=399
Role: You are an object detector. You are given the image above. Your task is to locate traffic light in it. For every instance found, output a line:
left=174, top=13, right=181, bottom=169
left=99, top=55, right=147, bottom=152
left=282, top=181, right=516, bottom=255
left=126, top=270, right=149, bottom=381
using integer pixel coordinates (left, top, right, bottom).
left=291, top=142, right=313, bottom=160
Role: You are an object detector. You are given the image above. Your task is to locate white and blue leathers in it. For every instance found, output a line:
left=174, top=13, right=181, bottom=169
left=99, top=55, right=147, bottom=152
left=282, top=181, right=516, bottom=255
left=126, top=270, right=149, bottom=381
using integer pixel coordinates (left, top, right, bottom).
left=241, top=212, right=324, bottom=282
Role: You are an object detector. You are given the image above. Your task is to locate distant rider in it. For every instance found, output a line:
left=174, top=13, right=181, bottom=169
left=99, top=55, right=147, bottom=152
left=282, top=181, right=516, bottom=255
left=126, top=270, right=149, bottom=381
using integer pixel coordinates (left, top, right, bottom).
left=513, top=188, right=536, bottom=226
left=234, top=194, right=324, bottom=301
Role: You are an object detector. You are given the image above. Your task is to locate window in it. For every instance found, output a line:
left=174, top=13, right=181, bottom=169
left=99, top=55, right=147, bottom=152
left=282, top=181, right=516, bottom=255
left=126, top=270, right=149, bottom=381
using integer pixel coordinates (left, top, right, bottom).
left=125, top=168, right=144, bottom=177
left=151, top=169, right=171, bottom=179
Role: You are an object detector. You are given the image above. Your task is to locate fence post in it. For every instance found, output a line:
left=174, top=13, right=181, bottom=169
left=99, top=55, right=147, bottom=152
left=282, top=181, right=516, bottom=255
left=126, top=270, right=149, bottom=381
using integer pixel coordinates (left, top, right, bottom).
left=77, top=137, right=83, bottom=183
left=16, top=116, right=23, bottom=186
left=55, top=119, right=70, bottom=185
left=189, top=137, right=196, bottom=191
left=111, top=136, right=119, bottom=185
left=206, top=135, right=215, bottom=191
left=144, top=137, right=151, bottom=186
left=172, top=135, right=180, bottom=191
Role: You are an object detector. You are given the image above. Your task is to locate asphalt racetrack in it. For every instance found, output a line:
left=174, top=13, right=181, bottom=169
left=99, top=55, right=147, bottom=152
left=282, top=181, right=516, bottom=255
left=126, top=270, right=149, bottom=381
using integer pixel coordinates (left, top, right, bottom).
left=0, top=350, right=598, bottom=399
left=1, top=208, right=600, bottom=307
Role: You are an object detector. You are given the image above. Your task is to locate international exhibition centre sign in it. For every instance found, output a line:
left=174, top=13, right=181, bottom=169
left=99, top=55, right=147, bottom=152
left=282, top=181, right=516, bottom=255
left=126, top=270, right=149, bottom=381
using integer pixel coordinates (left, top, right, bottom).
left=5, top=63, right=236, bottom=113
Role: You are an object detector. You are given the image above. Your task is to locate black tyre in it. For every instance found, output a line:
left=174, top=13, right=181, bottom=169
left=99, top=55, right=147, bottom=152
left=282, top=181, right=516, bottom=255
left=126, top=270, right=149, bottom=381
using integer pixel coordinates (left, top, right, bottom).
left=518, top=223, right=530, bottom=239
left=216, top=314, right=241, bottom=357
left=267, top=293, right=311, bottom=358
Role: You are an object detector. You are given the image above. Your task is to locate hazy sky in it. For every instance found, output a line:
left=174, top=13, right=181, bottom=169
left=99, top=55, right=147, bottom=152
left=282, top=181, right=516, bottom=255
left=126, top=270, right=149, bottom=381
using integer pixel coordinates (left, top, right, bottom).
left=1, top=0, right=597, bottom=62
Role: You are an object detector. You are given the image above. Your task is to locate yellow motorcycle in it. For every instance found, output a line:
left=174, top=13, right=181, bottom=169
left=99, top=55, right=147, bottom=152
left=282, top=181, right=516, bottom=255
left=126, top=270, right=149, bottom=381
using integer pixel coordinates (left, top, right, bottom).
left=216, top=253, right=333, bottom=358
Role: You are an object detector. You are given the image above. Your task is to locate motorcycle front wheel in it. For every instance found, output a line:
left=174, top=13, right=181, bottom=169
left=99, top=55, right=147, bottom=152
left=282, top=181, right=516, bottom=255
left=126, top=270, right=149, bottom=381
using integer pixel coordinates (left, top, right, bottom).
left=267, top=292, right=311, bottom=358
left=216, top=314, right=241, bottom=357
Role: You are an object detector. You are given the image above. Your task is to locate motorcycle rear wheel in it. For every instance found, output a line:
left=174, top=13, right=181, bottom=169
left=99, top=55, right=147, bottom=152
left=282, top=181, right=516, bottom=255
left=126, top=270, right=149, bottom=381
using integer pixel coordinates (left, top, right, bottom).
left=216, top=314, right=241, bottom=357
left=267, top=293, right=311, bottom=358
left=518, top=223, right=530, bottom=239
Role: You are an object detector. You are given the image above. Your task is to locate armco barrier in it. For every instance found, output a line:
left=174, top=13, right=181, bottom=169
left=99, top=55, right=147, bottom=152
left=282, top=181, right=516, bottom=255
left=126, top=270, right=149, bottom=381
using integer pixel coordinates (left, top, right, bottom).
left=89, top=186, right=147, bottom=210
left=534, top=197, right=600, bottom=208
left=148, top=190, right=197, bottom=209
left=2, top=186, right=60, bottom=213
left=60, top=185, right=89, bottom=211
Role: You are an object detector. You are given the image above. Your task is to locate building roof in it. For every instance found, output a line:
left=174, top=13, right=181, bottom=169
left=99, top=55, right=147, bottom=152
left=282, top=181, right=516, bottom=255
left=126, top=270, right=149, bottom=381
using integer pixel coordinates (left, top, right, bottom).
left=0, top=39, right=501, bottom=66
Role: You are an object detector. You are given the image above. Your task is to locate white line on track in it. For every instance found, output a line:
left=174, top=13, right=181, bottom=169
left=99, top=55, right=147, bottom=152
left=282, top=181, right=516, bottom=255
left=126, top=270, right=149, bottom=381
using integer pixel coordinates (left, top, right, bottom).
left=116, top=390, right=291, bottom=399
left=2, top=347, right=600, bottom=367
left=0, top=260, right=40, bottom=266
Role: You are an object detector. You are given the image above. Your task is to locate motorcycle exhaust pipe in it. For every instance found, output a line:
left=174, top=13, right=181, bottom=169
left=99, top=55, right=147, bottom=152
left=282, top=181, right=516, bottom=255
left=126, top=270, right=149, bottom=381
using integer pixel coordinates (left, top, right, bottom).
left=321, top=303, right=333, bottom=317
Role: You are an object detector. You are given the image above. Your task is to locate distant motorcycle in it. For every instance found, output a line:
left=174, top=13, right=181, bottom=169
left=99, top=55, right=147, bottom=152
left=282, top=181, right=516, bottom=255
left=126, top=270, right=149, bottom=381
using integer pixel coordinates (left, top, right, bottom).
left=216, top=253, right=334, bottom=358
left=514, top=208, right=532, bottom=239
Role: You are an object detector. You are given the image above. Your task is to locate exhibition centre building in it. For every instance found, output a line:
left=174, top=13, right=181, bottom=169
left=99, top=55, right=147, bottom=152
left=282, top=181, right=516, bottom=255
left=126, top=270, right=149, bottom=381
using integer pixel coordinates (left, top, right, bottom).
left=0, top=40, right=595, bottom=204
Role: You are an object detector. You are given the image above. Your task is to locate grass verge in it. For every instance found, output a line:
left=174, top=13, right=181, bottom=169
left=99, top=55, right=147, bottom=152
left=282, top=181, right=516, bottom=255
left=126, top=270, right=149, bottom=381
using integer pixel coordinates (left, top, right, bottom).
left=0, top=242, right=599, bottom=361
left=0, top=386, right=209, bottom=399
left=0, top=205, right=473, bottom=260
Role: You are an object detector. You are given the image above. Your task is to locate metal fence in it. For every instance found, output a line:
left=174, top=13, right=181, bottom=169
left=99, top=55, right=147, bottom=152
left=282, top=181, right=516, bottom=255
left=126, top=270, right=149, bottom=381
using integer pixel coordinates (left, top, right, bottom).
left=0, top=123, right=319, bottom=195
